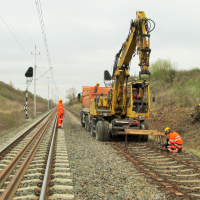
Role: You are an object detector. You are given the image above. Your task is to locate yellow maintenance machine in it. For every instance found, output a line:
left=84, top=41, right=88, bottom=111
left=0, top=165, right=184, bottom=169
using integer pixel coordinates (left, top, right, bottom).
left=80, top=11, right=163, bottom=141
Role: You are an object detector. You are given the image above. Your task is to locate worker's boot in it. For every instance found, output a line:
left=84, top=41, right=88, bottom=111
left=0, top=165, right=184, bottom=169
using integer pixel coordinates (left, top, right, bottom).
left=179, top=147, right=182, bottom=153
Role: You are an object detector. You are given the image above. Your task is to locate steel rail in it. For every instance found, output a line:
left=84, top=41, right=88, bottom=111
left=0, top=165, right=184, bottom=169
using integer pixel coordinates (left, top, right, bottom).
left=110, top=143, right=184, bottom=197
left=0, top=108, right=55, bottom=158
left=0, top=111, right=55, bottom=189
left=39, top=115, right=58, bottom=199
left=0, top=112, right=55, bottom=199
left=67, top=108, right=200, bottom=198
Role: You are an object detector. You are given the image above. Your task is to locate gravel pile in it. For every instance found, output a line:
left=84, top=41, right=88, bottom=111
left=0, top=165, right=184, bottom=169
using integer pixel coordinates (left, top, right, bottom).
left=63, top=111, right=167, bottom=200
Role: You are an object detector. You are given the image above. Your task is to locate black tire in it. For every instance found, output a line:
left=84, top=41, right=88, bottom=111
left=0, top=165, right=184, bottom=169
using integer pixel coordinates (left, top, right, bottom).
left=80, top=112, right=85, bottom=127
left=85, top=115, right=88, bottom=130
left=86, top=116, right=91, bottom=132
left=141, top=122, right=149, bottom=142
left=96, top=121, right=104, bottom=141
left=103, top=121, right=110, bottom=141
left=91, top=120, right=96, bottom=137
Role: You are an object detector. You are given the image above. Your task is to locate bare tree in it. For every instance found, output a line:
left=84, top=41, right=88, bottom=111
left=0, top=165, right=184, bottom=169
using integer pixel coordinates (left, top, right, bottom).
left=65, top=87, right=77, bottom=102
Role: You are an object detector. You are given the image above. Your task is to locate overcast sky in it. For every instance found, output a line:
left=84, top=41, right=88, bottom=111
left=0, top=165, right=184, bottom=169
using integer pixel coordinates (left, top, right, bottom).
left=1, top=0, right=200, bottom=103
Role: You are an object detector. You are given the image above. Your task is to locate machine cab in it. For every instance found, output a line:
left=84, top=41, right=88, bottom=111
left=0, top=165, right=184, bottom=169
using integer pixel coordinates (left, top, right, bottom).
left=126, top=80, right=150, bottom=119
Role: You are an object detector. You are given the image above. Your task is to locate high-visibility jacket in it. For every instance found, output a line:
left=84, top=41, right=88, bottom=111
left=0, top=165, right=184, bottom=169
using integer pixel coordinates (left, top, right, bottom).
left=165, top=132, right=183, bottom=153
left=57, top=101, right=64, bottom=115
left=91, top=85, right=100, bottom=90
left=167, top=132, right=183, bottom=145
left=57, top=102, right=64, bottom=127
left=133, top=94, right=141, bottom=100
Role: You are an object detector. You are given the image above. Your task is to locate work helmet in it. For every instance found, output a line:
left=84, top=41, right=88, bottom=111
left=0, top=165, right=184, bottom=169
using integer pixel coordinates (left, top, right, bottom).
left=165, top=127, right=170, bottom=133
left=133, top=88, right=137, bottom=91
left=59, top=99, right=63, bottom=102
left=96, top=82, right=100, bottom=85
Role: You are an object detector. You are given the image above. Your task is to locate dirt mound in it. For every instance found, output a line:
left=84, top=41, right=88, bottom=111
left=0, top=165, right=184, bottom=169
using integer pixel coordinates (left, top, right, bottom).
left=191, top=104, right=200, bottom=122
left=147, top=106, right=200, bottom=156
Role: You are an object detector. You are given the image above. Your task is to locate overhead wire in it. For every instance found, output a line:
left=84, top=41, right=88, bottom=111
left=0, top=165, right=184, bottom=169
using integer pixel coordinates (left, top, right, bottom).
left=35, top=0, right=58, bottom=98
left=10, top=0, right=35, bottom=46
left=4, top=0, right=34, bottom=53
left=0, top=13, right=34, bottom=63
left=5, top=0, right=49, bottom=77
left=36, top=68, right=52, bottom=80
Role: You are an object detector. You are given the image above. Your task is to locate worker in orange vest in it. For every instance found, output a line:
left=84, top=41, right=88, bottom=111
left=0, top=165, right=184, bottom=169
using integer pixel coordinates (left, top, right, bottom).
left=163, top=127, right=183, bottom=153
left=57, top=99, right=64, bottom=128
left=91, top=82, right=100, bottom=91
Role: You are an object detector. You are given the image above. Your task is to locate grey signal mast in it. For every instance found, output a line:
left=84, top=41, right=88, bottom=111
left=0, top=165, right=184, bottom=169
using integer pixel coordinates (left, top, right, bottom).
left=24, top=67, right=33, bottom=119
left=31, top=46, right=40, bottom=118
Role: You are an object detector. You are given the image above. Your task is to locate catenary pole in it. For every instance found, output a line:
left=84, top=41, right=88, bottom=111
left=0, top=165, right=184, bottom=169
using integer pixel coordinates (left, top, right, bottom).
left=25, top=79, right=28, bottom=119
left=31, top=46, right=40, bottom=118
left=46, top=77, right=51, bottom=110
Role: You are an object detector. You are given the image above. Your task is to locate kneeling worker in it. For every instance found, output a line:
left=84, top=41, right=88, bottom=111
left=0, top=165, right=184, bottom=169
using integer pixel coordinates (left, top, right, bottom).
left=163, top=127, right=183, bottom=153
left=57, top=99, right=64, bottom=128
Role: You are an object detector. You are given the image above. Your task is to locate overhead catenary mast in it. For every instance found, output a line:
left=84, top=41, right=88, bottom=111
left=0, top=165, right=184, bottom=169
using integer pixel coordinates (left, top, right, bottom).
left=31, top=46, right=40, bottom=118
left=46, top=77, right=51, bottom=110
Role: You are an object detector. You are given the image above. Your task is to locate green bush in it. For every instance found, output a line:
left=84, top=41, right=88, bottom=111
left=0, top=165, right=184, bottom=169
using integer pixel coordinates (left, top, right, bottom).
left=150, top=58, right=177, bottom=83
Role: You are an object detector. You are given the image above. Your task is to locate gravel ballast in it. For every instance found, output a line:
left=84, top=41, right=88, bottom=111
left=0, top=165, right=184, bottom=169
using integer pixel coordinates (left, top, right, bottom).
left=63, top=111, right=167, bottom=200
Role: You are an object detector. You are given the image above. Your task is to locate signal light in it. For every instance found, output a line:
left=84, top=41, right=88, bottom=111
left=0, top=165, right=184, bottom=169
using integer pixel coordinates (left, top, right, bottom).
left=25, top=67, right=33, bottom=77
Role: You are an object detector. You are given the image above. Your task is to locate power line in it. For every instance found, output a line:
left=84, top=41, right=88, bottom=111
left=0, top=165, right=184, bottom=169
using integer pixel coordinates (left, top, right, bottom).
left=36, top=68, right=52, bottom=80
left=9, top=1, right=51, bottom=76
left=10, top=0, right=36, bottom=46
left=0, top=13, right=34, bottom=63
left=4, top=1, right=51, bottom=78
left=35, top=0, right=58, bottom=98
left=4, top=0, right=33, bottom=53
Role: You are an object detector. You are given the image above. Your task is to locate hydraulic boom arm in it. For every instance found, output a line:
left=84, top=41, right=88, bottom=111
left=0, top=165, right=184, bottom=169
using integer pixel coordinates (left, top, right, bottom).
left=110, top=11, right=155, bottom=116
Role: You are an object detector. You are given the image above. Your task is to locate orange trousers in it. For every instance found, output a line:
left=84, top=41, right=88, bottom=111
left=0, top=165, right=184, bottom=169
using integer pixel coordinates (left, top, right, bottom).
left=168, top=144, right=182, bottom=153
left=57, top=113, right=63, bottom=127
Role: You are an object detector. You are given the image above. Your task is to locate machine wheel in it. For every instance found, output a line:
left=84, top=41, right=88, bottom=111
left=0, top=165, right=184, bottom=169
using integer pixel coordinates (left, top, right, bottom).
left=85, top=115, right=91, bottom=132
left=87, top=116, right=91, bottom=132
left=85, top=115, right=88, bottom=131
left=80, top=112, right=85, bottom=127
left=96, top=121, right=104, bottom=141
left=90, top=119, right=96, bottom=137
left=103, top=121, right=110, bottom=141
left=141, top=122, right=149, bottom=142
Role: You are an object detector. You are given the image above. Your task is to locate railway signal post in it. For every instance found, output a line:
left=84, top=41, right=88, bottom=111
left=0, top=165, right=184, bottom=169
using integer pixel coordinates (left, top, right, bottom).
left=24, top=67, right=33, bottom=119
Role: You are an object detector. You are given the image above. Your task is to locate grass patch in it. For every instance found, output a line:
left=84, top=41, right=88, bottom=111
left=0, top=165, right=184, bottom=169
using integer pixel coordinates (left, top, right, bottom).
left=67, top=102, right=82, bottom=112
left=0, top=127, right=17, bottom=138
left=0, top=80, right=50, bottom=136
left=0, top=111, right=23, bottom=131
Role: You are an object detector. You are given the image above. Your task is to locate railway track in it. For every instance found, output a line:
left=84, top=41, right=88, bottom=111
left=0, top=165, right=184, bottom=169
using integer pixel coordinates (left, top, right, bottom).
left=112, top=142, right=200, bottom=199
left=0, top=109, right=74, bottom=200
left=66, top=107, right=200, bottom=200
